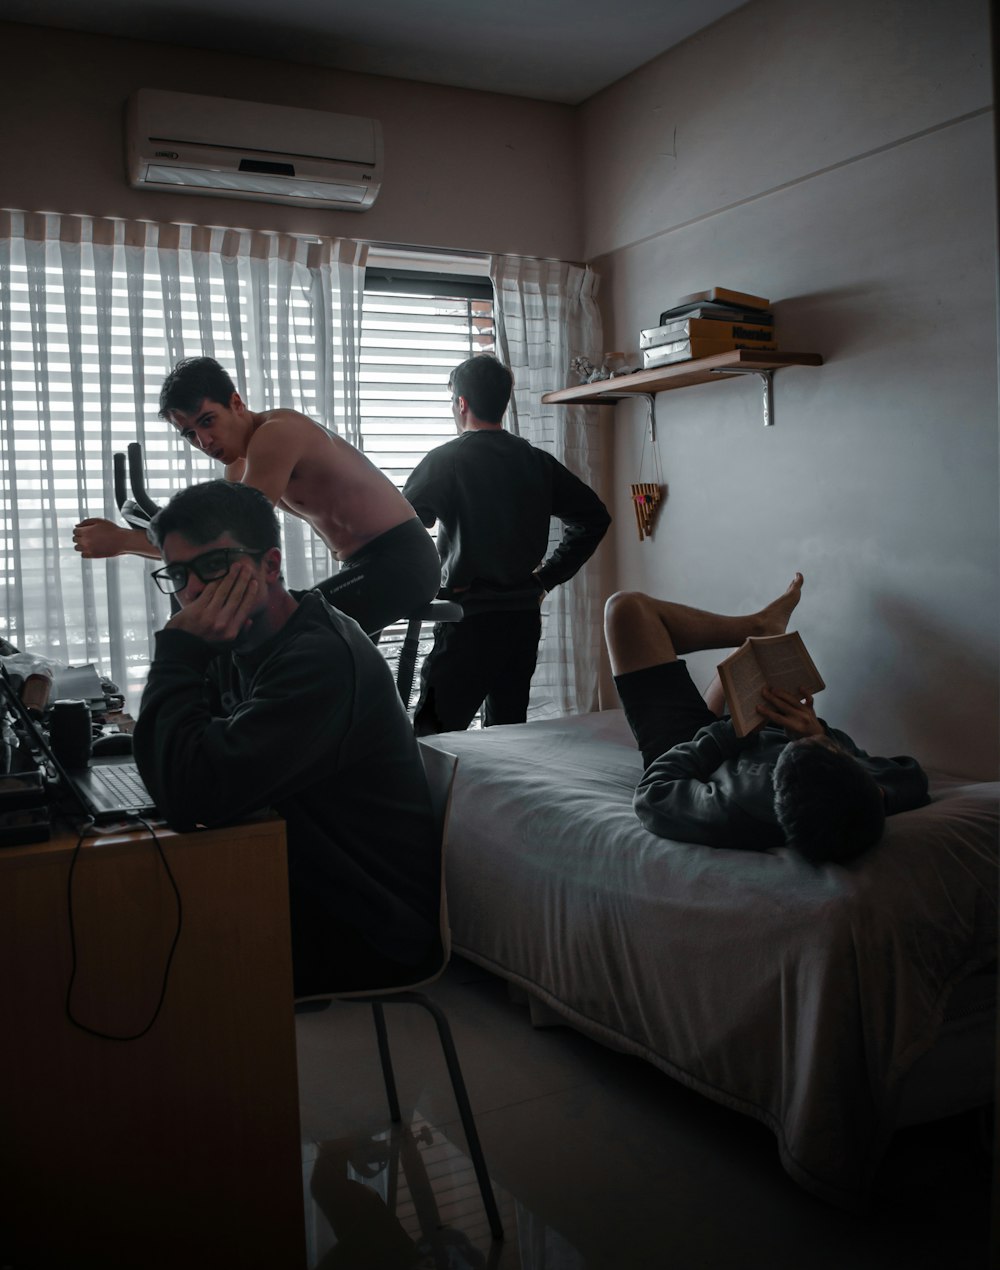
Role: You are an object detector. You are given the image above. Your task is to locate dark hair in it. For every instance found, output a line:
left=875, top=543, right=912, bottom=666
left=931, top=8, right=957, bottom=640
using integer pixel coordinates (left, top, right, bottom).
left=772, top=736, right=886, bottom=865
left=147, top=480, right=280, bottom=553
left=449, top=354, right=513, bottom=424
left=159, top=357, right=238, bottom=419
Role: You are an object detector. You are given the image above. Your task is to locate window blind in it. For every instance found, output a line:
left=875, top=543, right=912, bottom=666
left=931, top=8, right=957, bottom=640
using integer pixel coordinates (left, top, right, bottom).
left=1, top=218, right=365, bottom=703
left=1, top=218, right=493, bottom=713
left=358, top=277, right=495, bottom=704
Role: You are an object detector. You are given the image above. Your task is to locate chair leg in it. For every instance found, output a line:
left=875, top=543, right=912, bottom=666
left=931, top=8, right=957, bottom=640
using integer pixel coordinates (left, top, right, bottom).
left=371, top=1001, right=402, bottom=1123
left=385, top=1122, right=401, bottom=1215
left=386, top=991, right=504, bottom=1242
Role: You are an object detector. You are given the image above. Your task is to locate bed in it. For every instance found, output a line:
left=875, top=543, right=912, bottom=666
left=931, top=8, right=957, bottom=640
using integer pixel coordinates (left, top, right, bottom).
left=422, top=709, right=998, bottom=1210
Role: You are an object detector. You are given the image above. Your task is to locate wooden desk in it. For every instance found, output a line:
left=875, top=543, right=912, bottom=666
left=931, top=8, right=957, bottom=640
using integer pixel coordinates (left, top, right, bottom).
left=0, top=816, right=306, bottom=1269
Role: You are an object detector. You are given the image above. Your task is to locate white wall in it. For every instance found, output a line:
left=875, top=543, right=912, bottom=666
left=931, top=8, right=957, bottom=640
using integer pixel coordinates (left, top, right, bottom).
left=0, top=22, right=581, bottom=261
left=581, top=0, right=997, bottom=778
left=2, top=7, right=996, bottom=776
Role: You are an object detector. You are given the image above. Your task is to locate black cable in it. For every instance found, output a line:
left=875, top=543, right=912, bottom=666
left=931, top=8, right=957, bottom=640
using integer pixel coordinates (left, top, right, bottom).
left=65, top=815, right=183, bottom=1041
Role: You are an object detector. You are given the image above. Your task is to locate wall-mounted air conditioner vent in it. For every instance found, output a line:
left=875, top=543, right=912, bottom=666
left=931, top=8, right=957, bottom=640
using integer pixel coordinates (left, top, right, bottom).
left=126, top=89, right=383, bottom=211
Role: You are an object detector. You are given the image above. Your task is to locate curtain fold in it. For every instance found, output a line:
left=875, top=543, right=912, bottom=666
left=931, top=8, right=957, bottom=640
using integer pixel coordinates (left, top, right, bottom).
left=0, top=210, right=366, bottom=706
left=490, top=254, right=606, bottom=719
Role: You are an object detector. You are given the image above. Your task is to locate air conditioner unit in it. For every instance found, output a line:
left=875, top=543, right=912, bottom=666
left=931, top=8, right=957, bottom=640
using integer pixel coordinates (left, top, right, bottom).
left=126, top=88, right=383, bottom=211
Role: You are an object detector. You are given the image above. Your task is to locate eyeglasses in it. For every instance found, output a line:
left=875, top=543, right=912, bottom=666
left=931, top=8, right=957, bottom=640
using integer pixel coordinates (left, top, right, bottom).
left=151, top=547, right=266, bottom=595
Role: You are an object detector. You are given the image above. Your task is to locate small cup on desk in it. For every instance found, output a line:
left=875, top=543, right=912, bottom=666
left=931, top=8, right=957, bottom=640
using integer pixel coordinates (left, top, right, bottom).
left=21, top=673, right=52, bottom=716
left=48, top=699, right=93, bottom=770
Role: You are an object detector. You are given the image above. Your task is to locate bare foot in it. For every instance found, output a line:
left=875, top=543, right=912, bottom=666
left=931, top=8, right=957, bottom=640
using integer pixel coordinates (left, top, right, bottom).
left=755, top=572, right=804, bottom=637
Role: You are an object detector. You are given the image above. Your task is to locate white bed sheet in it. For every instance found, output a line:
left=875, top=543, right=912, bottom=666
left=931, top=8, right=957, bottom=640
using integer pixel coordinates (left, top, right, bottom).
left=424, top=710, right=999, bottom=1209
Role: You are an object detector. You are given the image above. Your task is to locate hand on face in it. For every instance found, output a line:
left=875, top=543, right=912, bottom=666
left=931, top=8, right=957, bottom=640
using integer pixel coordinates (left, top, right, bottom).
left=756, top=685, right=825, bottom=740
left=166, top=559, right=260, bottom=648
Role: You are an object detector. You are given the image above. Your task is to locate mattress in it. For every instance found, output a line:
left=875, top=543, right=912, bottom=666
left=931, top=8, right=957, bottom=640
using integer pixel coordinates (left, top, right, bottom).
left=423, top=709, right=999, bottom=1209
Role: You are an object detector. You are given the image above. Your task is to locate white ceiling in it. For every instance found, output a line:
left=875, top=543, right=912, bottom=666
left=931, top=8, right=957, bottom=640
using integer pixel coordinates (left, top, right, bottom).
left=6, top=0, right=748, bottom=104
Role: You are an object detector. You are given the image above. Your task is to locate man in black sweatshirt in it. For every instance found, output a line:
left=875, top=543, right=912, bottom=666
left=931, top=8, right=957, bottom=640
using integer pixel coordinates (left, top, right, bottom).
left=605, top=573, right=929, bottom=864
left=133, top=479, right=441, bottom=997
left=403, top=354, right=610, bottom=733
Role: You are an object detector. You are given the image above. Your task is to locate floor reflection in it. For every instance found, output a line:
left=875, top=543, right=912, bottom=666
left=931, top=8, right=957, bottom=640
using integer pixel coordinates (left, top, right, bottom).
left=297, top=962, right=993, bottom=1270
left=303, top=1116, right=585, bottom=1270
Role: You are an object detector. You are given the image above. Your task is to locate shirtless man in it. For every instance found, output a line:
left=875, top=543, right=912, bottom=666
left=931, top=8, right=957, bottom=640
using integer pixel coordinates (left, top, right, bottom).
left=72, top=357, right=441, bottom=635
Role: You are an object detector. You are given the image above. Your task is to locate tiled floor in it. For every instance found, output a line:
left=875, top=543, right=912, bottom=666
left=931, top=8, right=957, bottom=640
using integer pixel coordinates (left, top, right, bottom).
left=295, top=958, right=995, bottom=1270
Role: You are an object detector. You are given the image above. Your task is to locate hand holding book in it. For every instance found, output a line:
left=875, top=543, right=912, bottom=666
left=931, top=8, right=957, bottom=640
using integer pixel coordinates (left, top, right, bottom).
left=756, top=684, right=825, bottom=739
left=717, top=631, right=825, bottom=738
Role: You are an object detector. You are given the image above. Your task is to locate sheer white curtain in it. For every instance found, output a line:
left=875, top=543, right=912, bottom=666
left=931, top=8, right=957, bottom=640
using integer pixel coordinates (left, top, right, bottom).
left=0, top=211, right=366, bottom=706
left=490, top=254, right=606, bottom=718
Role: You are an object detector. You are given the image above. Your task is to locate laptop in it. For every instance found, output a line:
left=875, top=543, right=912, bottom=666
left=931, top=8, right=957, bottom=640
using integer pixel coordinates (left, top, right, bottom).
left=0, top=670, right=156, bottom=824
left=49, top=662, right=110, bottom=714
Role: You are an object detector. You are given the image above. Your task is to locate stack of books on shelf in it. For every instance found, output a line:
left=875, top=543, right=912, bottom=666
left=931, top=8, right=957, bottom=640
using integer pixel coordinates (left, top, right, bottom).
left=640, top=287, right=776, bottom=370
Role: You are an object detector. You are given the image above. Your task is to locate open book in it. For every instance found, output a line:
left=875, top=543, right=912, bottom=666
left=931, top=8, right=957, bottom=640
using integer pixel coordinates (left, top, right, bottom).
left=717, top=631, right=825, bottom=737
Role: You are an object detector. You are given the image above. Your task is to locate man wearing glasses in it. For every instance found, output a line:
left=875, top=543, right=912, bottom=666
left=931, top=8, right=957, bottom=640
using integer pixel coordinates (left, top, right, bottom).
left=132, top=479, right=441, bottom=997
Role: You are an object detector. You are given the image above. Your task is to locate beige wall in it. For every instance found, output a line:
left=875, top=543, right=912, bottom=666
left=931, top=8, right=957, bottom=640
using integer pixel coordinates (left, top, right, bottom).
left=0, top=22, right=581, bottom=261
left=2, top=5, right=997, bottom=779
left=580, top=0, right=998, bottom=778
left=580, top=0, right=988, bottom=261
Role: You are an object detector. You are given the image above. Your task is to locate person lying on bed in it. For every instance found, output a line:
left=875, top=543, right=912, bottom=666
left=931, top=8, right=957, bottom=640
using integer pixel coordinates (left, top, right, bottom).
left=72, top=356, right=440, bottom=636
left=132, top=479, right=441, bottom=997
left=604, top=574, right=929, bottom=863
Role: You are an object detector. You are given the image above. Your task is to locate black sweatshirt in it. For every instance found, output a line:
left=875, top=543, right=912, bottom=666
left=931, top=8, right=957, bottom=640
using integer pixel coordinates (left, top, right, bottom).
left=133, top=593, right=440, bottom=994
left=403, top=429, right=610, bottom=613
left=634, top=717, right=930, bottom=850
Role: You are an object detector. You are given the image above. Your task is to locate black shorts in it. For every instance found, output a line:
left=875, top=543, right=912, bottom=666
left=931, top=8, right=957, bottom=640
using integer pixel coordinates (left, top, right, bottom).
left=613, top=660, right=718, bottom=770
left=312, top=517, right=441, bottom=636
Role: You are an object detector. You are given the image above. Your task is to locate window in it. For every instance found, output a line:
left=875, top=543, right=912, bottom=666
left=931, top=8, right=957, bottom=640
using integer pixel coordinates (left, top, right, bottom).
left=1, top=224, right=221, bottom=702
left=0, top=218, right=493, bottom=712
left=357, top=263, right=495, bottom=700
left=359, top=263, right=494, bottom=488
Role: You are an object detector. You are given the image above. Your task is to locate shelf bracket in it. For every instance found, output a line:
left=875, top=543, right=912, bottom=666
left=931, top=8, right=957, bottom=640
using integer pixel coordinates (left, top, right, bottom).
left=708, top=367, right=776, bottom=426
left=593, top=388, right=658, bottom=442
left=635, top=392, right=657, bottom=444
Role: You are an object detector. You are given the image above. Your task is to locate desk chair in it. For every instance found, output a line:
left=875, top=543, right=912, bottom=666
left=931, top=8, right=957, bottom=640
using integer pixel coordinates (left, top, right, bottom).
left=296, top=742, right=504, bottom=1242
left=394, top=600, right=463, bottom=708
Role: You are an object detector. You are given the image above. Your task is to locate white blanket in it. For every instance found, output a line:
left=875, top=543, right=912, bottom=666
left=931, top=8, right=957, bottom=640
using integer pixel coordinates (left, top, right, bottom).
left=424, top=710, right=998, bottom=1209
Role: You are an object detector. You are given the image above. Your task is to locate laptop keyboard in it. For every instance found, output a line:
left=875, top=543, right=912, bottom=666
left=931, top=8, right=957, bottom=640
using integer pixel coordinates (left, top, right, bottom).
left=91, top=763, right=151, bottom=806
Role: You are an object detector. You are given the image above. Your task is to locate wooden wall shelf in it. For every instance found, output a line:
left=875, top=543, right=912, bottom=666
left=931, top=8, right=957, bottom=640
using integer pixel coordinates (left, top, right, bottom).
left=541, top=350, right=823, bottom=429
left=541, top=351, right=823, bottom=404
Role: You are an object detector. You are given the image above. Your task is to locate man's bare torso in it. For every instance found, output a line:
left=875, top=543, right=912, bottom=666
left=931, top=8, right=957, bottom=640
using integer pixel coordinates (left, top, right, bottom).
left=230, top=409, right=414, bottom=559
